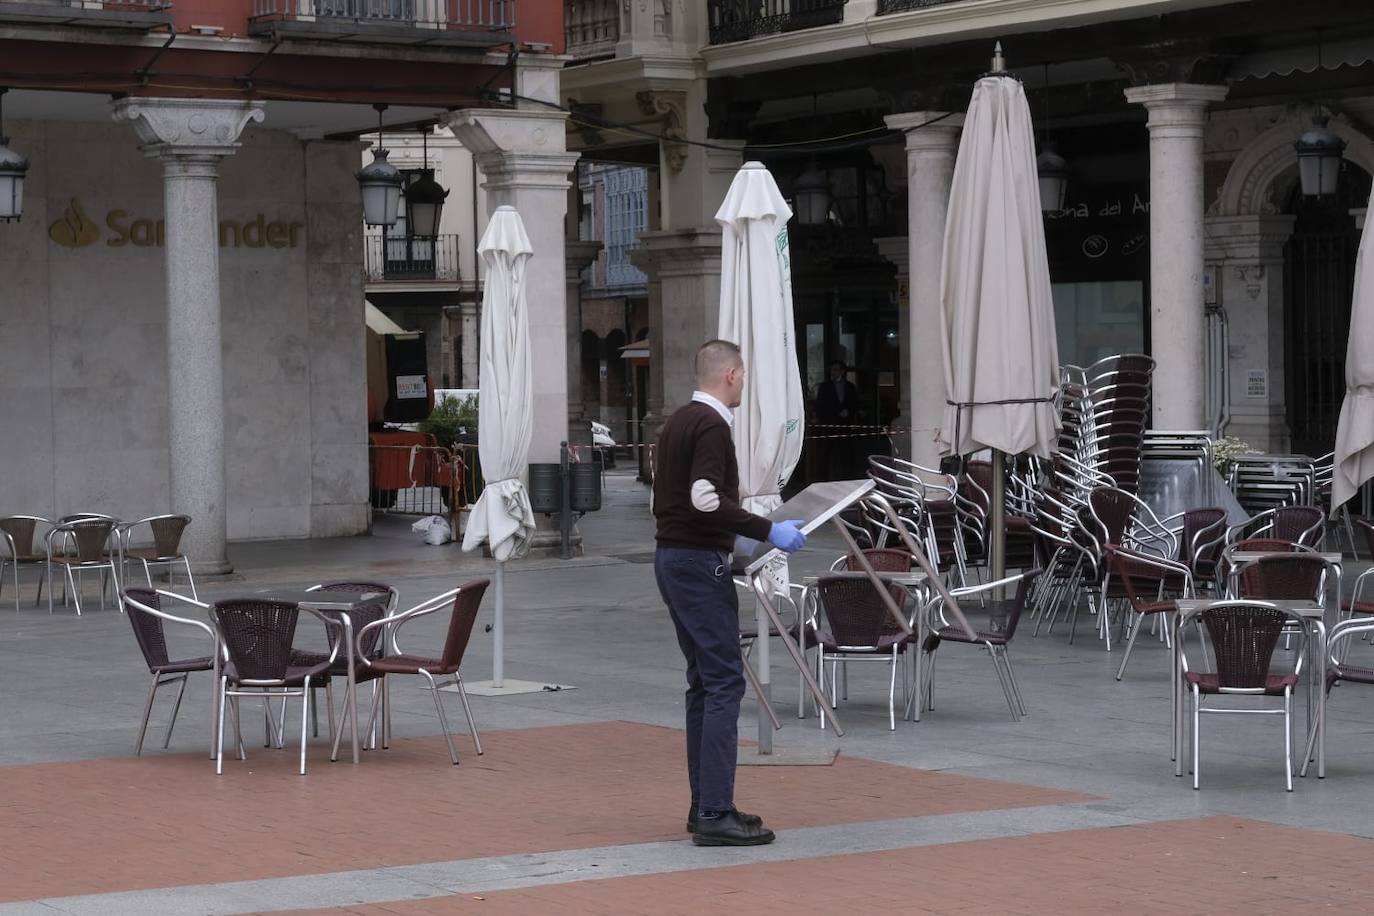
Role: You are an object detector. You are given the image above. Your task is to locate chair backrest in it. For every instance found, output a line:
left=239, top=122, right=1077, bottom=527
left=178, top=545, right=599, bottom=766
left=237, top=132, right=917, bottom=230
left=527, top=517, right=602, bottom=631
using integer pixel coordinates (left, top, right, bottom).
left=815, top=576, right=909, bottom=647
left=1358, top=519, right=1374, bottom=562
left=439, top=579, right=490, bottom=670
left=1088, top=487, right=1135, bottom=546
left=123, top=587, right=170, bottom=670
left=316, top=581, right=397, bottom=657
left=845, top=548, right=913, bottom=573
left=1268, top=506, right=1325, bottom=546
left=0, top=516, right=44, bottom=557
left=148, top=515, right=190, bottom=557
left=1239, top=553, right=1327, bottom=602
left=213, top=600, right=299, bottom=682
left=1197, top=602, right=1291, bottom=689
left=998, top=568, right=1043, bottom=641
left=1107, top=550, right=1164, bottom=612
left=62, top=518, right=116, bottom=562
left=1182, top=508, right=1228, bottom=576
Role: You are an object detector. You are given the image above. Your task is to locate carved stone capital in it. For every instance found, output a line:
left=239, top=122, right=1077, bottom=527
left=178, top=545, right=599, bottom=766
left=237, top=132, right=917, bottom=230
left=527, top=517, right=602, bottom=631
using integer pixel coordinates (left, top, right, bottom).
left=1116, top=41, right=1234, bottom=87
left=635, top=90, right=687, bottom=173
left=111, top=98, right=265, bottom=162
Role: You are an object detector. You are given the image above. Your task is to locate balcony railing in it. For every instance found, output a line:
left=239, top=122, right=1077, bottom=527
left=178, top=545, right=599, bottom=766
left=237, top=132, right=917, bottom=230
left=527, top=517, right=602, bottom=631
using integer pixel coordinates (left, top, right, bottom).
left=876, top=0, right=964, bottom=13
left=0, top=0, right=173, bottom=29
left=707, top=0, right=845, bottom=46
left=250, top=0, right=514, bottom=47
left=365, top=234, right=461, bottom=284
left=566, top=0, right=619, bottom=60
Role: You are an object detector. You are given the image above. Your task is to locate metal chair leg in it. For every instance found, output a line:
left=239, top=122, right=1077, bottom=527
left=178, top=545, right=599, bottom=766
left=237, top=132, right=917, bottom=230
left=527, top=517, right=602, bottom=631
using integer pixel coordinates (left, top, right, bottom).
left=1116, top=612, right=1145, bottom=681
left=136, top=673, right=160, bottom=755
left=1284, top=688, right=1293, bottom=792
left=1192, top=686, right=1201, bottom=790
left=216, top=677, right=228, bottom=775
left=299, top=679, right=311, bottom=775
left=454, top=674, right=482, bottom=754
left=420, top=669, right=460, bottom=765
left=183, top=556, right=199, bottom=602
left=164, top=675, right=188, bottom=749
left=1002, top=648, right=1027, bottom=717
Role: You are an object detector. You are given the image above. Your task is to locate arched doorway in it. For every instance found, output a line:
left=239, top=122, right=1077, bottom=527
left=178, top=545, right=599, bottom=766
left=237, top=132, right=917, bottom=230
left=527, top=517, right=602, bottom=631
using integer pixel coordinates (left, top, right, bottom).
left=1283, top=164, right=1372, bottom=457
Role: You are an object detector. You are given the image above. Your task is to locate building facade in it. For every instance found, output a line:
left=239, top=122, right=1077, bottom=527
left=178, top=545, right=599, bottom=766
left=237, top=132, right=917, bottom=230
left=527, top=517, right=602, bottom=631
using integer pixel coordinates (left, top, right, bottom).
left=0, top=0, right=574, bottom=569
left=562, top=0, right=1374, bottom=469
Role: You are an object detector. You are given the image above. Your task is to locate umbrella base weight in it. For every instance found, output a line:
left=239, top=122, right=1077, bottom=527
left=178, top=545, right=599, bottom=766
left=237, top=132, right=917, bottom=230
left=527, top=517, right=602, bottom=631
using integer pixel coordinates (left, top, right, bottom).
left=453, top=679, right=578, bottom=697
left=737, top=746, right=838, bottom=766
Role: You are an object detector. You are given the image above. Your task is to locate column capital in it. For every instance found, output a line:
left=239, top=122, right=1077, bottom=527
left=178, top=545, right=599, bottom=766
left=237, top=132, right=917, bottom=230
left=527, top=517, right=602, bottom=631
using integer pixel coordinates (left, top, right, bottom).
left=111, top=97, right=264, bottom=162
left=873, top=235, right=910, bottom=274
left=1124, top=83, right=1228, bottom=112
left=566, top=239, right=602, bottom=278
left=884, top=111, right=963, bottom=152
left=442, top=108, right=579, bottom=193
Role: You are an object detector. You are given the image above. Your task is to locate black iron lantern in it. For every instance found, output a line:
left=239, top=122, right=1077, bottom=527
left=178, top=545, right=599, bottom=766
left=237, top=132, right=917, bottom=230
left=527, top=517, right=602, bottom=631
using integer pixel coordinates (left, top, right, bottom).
left=793, top=163, right=831, bottom=226
left=1294, top=114, right=1346, bottom=198
left=0, top=89, right=28, bottom=223
left=404, top=130, right=449, bottom=238
left=357, top=103, right=403, bottom=227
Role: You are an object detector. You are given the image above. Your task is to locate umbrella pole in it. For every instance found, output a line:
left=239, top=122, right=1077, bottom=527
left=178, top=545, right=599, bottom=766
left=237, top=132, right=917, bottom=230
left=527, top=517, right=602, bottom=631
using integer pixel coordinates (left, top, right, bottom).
left=991, top=450, right=1007, bottom=600
left=493, top=560, right=505, bottom=688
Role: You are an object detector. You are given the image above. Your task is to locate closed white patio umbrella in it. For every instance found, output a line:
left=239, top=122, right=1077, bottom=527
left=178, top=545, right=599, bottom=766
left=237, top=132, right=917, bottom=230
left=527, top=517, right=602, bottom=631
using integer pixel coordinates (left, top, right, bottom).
left=462, top=205, right=535, bottom=688
left=940, top=51, right=1060, bottom=582
left=1333, top=212, right=1374, bottom=509
left=716, top=161, right=805, bottom=754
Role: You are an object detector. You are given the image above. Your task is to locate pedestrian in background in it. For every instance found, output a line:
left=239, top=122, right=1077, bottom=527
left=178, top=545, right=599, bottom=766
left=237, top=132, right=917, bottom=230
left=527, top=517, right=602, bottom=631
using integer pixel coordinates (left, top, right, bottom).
left=653, top=339, right=807, bottom=846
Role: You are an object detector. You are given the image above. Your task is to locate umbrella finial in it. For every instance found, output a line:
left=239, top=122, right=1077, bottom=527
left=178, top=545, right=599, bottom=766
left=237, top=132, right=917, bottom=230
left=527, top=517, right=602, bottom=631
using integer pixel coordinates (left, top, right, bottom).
left=991, top=42, right=1006, bottom=72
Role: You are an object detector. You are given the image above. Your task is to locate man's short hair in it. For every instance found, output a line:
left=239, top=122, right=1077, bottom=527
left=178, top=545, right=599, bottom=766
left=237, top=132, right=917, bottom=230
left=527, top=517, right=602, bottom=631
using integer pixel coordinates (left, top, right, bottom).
left=695, top=339, right=742, bottom=386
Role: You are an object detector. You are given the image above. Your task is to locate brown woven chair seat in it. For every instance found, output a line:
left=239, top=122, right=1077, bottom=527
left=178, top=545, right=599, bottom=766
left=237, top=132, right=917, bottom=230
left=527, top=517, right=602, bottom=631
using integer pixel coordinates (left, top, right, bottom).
left=811, top=628, right=911, bottom=653
left=368, top=653, right=459, bottom=676
left=223, top=660, right=332, bottom=687
left=49, top=553, right=117, bottom=566
left=932, top=597, right=1025, bottom=647
left=151, top=656, right=214, bottom=676
left=125, top=546, right=180, bottom=562
left=1329, top=664, right=1374, bottom=689
left=8, top=549, right=45, bottom=562
left=289, top=647, right=384, bottom=681
left=1184, top=671, right=1297, bottom=695
left=1339, top=599, right=1374, bottom=616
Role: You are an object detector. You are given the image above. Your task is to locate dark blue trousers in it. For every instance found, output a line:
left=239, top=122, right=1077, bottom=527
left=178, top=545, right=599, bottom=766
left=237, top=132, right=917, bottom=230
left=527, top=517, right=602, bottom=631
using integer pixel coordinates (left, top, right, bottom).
left=654, top=546, right=745, bottom=813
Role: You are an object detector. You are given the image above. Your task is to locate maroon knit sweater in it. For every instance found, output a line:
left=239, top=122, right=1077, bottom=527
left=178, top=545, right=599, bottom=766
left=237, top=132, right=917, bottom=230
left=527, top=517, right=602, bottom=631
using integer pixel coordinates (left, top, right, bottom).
left=653, top=402, right=773, bottom=553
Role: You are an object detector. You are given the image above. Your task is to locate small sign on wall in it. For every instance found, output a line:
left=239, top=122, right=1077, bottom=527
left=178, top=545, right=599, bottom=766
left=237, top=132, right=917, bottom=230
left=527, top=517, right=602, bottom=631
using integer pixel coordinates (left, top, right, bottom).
left=396, top=375, right=428, bottom=399
left=1246, top=369, right=1268, bottom=399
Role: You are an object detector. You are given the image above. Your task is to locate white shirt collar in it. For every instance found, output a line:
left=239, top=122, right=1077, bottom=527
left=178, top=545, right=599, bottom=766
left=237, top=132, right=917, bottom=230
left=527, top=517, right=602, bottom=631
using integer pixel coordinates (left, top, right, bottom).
left=691, top=390, right=734, bottom=426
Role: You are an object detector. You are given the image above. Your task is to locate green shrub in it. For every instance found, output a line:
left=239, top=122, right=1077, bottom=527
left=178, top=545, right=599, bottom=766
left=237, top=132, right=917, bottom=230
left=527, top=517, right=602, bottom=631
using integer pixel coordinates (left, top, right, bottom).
left=420, top=393, right=478, bottom=449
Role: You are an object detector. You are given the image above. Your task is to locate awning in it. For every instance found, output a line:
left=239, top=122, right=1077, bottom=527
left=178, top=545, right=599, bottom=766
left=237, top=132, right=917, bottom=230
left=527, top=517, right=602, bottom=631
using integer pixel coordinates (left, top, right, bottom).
left=365, top=300, right=412, bottom=336
left=619, top=338, right=650, bottom=360
left=1232, top=37, right=1374, bottom=81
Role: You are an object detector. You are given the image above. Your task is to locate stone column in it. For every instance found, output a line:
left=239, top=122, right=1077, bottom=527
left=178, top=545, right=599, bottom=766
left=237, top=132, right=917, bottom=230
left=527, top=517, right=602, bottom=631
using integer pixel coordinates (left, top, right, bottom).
left=442, top=108, right=580, bottom=464
left=883, top=111, right=962, bottom=468
left=565, top=239, right=603, bottom=450
left=460, top=301, right=479, bottom=387
left=1205, top=214, right=1296, bottom=450
left=874, top=235, right=910, bottom=459
left=1125, top=83, right=1229, bottom=430
left=111, top=98, right=264, bottom=574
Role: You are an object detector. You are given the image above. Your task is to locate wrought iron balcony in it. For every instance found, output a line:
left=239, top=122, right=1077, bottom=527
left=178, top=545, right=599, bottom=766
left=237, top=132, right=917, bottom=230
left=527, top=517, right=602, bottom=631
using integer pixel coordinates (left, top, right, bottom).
left=707, top=0, right=845, bottom=46
left=250, top=0, right=514, bottom=48
left=0, top=0, right=173, bottom=30
left=566, top=0, right=619, bottom=61
left=877, top=0, right=965, bottom=13
left=365, top=233, right=461, bottom=284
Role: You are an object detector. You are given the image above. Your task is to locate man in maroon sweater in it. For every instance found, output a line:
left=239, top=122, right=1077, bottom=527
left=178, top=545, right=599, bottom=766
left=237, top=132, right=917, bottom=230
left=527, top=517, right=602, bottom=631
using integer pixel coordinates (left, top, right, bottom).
left=653, top=339, right=806, bottom=846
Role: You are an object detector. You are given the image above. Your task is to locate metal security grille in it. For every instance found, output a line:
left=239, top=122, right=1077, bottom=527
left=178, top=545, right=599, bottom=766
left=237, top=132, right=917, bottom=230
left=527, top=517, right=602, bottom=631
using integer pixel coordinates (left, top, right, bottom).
left=1284, top=229, right=1358, bottom=457
left=604, top=167, right=648, bottom=289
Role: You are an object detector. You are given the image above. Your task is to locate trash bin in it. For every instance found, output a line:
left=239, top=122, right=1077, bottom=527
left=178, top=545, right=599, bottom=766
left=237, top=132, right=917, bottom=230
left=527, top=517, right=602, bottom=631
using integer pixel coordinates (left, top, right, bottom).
left=570, top=462, right=601, bottom=512
left=528, top=463, right=562, bottom=513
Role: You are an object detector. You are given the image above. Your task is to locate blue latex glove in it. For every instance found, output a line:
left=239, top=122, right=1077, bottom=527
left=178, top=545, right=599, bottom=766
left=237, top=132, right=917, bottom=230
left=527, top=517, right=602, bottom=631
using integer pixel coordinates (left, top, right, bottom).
left=768, top=519, right=806, bottom=553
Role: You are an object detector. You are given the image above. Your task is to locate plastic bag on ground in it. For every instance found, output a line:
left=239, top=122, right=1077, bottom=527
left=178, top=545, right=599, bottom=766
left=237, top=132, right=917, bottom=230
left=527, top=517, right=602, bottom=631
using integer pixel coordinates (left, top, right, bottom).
left=411, top=514, right=452, bottom=546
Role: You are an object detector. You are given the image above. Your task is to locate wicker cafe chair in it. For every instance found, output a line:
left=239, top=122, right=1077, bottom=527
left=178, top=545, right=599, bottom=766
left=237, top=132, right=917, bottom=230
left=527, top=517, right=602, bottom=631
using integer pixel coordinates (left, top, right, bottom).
left=1236, top=553, right=1329, bottom=604
left=121, top=588, right=217, bottom=756
left=119, top=515, right=198, bottom=601
left=918, top=569, right=1042, bottom=722
left=0, top=515, right=53, bottom=611
left=44, top=517, right=120, bottom=615
left=211, top=599, right=341, bottom=776
left=815, top=549, right=919, bottom=716
left=812, top=575, right=915, bottom=731
left=1301, top=615, right=1374, bottom=776
left=354, top=579, right=489, bottom=765
left=1106, top=547, right=1191, bottom=681
left=1180, top=601, right=1305, bottom=791
left=1340, top=520, right=1374, bottom=622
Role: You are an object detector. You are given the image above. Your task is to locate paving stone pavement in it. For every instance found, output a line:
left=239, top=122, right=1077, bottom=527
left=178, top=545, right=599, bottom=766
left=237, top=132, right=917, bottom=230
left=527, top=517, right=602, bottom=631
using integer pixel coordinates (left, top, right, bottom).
left=3, top=469, right=1374, bottom=913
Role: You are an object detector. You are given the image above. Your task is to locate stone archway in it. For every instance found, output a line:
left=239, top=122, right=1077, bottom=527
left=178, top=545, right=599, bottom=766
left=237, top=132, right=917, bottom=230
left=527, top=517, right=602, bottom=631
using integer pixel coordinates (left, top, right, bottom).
left=1206, top=106, right=1374, bottom=450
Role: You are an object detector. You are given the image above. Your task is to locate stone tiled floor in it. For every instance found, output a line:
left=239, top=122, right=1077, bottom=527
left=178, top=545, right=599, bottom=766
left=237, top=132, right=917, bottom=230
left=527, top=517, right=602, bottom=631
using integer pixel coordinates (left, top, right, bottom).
left=0, top=721, right=1088, bottom=903
left=266, top=817, right=1372, bottom=916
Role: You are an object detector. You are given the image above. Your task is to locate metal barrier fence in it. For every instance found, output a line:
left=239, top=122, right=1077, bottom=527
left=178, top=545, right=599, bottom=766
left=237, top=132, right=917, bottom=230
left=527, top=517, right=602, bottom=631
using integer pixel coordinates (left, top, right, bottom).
left=368, top=444, right=467, bottom=517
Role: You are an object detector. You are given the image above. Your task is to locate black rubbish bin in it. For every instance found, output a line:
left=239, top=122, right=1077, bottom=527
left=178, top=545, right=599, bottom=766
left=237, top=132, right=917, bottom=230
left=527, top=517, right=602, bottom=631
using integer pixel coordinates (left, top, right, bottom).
left=528, top=463, right=562, bottom=513
left=570, top=462, right=602, bottom=512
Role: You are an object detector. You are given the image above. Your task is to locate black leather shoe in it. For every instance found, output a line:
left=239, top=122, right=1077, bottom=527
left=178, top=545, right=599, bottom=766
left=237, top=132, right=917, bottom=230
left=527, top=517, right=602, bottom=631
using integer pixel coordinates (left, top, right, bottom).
left=691, top=809, right=775, bottom=846
left=686, top=806, right=763, bottom=833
